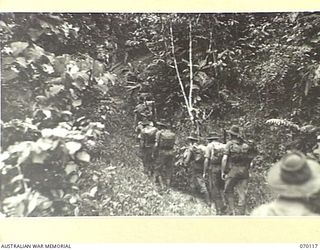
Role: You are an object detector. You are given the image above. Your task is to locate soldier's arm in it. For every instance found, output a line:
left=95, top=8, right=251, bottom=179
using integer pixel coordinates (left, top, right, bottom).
left=203, top=147, right=211, bottom=178
left=221, top=143, right=230, bottom=179
left=154, top=131, right=160, bottom=148
left=140, top=132, right=145, bottom=148
left=183, top=148, right=192, bottom=167
left=221, top=154, right=228, bottom=180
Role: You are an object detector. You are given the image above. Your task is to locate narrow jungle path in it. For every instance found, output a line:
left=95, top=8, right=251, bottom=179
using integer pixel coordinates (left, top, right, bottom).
left=78, top=127, right=216, bottom=216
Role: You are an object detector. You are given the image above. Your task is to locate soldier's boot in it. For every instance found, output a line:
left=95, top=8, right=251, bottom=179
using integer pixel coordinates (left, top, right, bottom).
left=238, top=204, right=246, bottom=215
left=204, top=192, right=211, bottom=207
left=215, top=199, right=225, bottom=215
left=226, top=194, right=236, bottom=215
left=150, top=173, right=156, bottom=183
left=165, top=178, right=171, bottom=187
left=158, top=175, right=165, bottom=189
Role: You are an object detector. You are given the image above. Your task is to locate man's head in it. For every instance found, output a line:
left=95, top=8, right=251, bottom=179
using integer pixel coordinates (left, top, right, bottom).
left=187, top=132, right=199, bottom=145
left=267, top=151, right=320, bottom=199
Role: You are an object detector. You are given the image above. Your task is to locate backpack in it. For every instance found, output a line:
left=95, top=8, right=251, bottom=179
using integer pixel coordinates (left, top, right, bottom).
left=192, top=145, right=206, bottom=163
left=229, top=141, right=250, bottom=162
left=158, top=130, right=176, bottom=149
left=141, top=126, right=157, bottom=146
left=209, top=141, right=226, bottom=164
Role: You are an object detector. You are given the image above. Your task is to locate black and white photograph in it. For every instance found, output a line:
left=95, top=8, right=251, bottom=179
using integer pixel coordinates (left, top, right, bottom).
left=1, top=12, right=320, bottom=217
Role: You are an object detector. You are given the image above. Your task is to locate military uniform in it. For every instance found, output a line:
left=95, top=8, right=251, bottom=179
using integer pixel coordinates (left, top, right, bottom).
left=134, top=101, right=154, bottom=127
left=140, top=123, right=158, bottom=176
left=222, top=138, right=250, bottom=215
left=154, top=123, right=176, bottom=188
left=184, top=141, right=211, bottom=205
left=205, top=139, right=226, bottom=214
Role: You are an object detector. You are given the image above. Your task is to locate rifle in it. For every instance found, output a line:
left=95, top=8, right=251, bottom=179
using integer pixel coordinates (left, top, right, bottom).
left=223, top=128, right=227, bottom=144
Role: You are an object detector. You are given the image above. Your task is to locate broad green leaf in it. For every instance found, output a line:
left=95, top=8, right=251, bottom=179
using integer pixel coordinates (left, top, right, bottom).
left=0, top=151, right=10, bottom=162
left=0, top=20, right=12, bottom=33
left=3, top=69, right=19, bottom=82
left=10, top=174, right=24, bottom=184
left=16, top=57, right=28, bottom=68
left=92, top=61, right=105, bottom=77
left=42, top=109, right=52, bottom=118
left=76, top=151, right=90, bottom=162
left=23, top=44, right=45, bottom=62
left=93, top=84, right=109, bottom=94
left=41, top=128, right=53, bottom=137
left=32, top=152, right=47, bottom=164
left=89, top=186, right=98, bottom=197
left=71, top=81, right=86, bottom=90
left=65, top=141, right=82, bottom=155
left=65, top=162, right=78, bottom=175
left=47, top=85, right=64, bottom=97
left=69, top=174, right=79, bottom=183
left=40, top=200, right=53, bottom=210
left=74, top=207, right=80, bottom=216
left=52, top=127, right=69, bottom=137
left=28, top=28, right=44, bottom=41
left=27, top=191, right=40, bottom=215
left=72, top=99, right=82, bottom=107
left=69, top=196, right=77, bottom=204
left=53, top=56, right=67, bottom=74
left=67, top=63, right=80, bottom=74
left=10, top=42, right=29, bottom=57
left=2, top=56, right=15, bottom=66
left=198, top=59, right=207, bottom=68
left=61, top=111, right=73, bottom=116
left=50, top=189, right=64, bottom=198
left=17, top=147, right=31, bottom=165
left=69, top=134, right=85, bottom=140
left=42, top=64, right=54, bottom=74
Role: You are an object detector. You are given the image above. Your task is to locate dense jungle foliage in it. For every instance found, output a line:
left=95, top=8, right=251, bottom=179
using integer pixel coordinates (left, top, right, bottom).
left=0, top=12, right=319, bottom=216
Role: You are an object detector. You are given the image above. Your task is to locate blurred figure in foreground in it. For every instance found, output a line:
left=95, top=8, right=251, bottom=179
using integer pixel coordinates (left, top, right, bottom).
left=251, top=151, right=320, bottom=216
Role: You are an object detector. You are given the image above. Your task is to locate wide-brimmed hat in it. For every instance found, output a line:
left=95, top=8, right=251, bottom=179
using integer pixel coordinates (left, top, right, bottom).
left=156, top=119, right=170, bottom=127
left=267, top=151, right=320, bottom=198
left=207, top=132, right=220, bottom=140
left=187, top=132, right=199, bottom=141
left=141, top=120, right=153, bottom=126
left=227, top=125, right=242, bottom=137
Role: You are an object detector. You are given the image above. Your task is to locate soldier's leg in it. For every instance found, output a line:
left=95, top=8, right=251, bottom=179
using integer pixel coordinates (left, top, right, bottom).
left=224, top=176, right=238, bottom=215
left=156, top=151, right=165, bottom=189
left=145, top=147, right=153, bottom=177
left=212, top=170, right=225, bottom=215
left=235, top=178, right=249, bottom=215
left=197, top=175, right=210, bottom=206
left=189, top=166, right=197, bottom=194
left=153, top=151, right=161, bottom=184
left=164, top=154, right=174, bottom=187
left=141, top=150, right=148, bottom=173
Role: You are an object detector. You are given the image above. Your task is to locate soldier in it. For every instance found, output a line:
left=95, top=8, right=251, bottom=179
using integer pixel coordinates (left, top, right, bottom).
left=133, top=95, right=155, bottom=127
left=183, top=133, right=211, bottom=206
left=221, top=125, right=251, bottom=215
left=154, top=120, right=176, bottom=188
left=308, top=135, right=320, bottom=162
left=139, top=120, right=158, bottom=177
left=205, top=132, right=226, bottom=215
left=251, top=151, right=320, bottom=216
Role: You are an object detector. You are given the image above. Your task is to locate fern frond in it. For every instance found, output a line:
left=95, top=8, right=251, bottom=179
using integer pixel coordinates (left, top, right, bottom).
left=265, top=118, right=300, bottom=130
